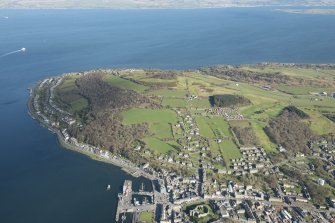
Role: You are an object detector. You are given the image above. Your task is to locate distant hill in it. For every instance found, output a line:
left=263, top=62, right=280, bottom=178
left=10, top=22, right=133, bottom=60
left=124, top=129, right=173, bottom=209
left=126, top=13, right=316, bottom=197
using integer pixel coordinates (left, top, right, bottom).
left=1, top=0, right=334, bottom=9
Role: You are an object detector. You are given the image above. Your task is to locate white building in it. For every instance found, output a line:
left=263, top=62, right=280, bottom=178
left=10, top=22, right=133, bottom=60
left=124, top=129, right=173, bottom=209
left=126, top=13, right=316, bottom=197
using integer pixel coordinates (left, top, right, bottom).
left=318, top=178, right=325, bottom=186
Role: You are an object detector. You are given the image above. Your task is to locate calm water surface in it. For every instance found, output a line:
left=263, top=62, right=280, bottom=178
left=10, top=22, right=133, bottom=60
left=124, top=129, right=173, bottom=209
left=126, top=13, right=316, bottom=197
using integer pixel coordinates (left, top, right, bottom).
left=0, top=8, right=334, bottom=223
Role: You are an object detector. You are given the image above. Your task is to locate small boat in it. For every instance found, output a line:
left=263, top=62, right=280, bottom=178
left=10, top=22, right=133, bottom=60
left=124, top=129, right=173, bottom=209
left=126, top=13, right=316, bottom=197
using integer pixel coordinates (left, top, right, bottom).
left=139, top=182, right=145, bottom=192
left=106, top=184, right=111, bottom=190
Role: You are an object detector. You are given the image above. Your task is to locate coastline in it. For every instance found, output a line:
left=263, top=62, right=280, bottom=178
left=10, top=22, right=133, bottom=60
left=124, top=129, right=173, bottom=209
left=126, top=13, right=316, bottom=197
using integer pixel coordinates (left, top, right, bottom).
left=276, top=8, right=335, bottom=15
left=27, top=82, right=155, bottom=180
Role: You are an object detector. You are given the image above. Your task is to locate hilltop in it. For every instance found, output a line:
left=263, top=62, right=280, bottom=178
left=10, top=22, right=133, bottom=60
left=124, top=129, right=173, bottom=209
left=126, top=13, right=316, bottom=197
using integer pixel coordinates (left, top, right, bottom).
left=30, top=63, right=335, bottom=213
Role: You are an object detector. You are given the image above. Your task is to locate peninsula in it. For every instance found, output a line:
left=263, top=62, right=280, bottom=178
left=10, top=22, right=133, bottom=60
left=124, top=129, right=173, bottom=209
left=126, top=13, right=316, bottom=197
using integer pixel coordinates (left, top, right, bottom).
left=29, top=63, right=335, bottom=222
left=277, top=9, right=335, bottom=14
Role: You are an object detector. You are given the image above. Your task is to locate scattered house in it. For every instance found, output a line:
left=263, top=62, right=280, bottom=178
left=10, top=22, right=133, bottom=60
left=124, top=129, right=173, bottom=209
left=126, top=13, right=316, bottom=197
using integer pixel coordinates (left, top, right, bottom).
left=278, top=145, right=286, bottom=152
left=318, top=178, right=325, bottom=186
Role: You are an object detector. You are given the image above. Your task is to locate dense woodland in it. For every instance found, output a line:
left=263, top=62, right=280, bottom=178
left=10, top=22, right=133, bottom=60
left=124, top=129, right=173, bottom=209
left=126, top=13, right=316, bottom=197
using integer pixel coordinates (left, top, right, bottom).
left=324, top=113, right=335, bottom=123
left=67, top=73, right=160, bottom=162
left=200, top=66, right=291, bottom=84
left=232, top=126, right=259, bottom=146
left=209, top=94, right=251, bottom=107
left=280, top=105, right=309, bottom=119
left=76, top=73, right=155, bottom=111
left=70, top=112, right=149, bottom=159
left=265, top=107, right=314, bottom=154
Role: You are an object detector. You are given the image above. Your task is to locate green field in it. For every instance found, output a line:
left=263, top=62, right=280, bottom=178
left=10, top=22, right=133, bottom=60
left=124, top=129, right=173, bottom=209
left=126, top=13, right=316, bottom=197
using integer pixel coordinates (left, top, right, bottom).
left=70, top=97, right=89, bottom=112
left=139, top=211, right=154, bottom=223
left=196, top=117, right=215, bottom=138
left=149, top=89, right=185, bottom=98
left=190, top=99, right=211, bottom=108
left=122, top=108, right=178, bottom=125
left=144, top=137, right=176, bottom=154
left=250, top=121, right=277, bottom=152
left=56, top=75, right=89, bottom=113
left=150, top=123, right=173, bottom=139
left=104, top=74, right=148, bottom=93
left=206, top=116, right=231, bottom=137
left=57, top=75, right=78, bottom=91
left=277, top=85, right=334, bottom=95
left=162, top=98, right=187, bottom=107
left=209, top=141, right=221, bottom=156
left=220, top=140, right=242, bottom=163
left=229, top=120, right=250, bottom=128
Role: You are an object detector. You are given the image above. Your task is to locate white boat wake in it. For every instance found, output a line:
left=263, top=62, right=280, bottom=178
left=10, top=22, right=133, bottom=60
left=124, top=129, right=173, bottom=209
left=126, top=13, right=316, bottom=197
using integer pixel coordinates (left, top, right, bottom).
left=0, top=48, right=26, bottom=58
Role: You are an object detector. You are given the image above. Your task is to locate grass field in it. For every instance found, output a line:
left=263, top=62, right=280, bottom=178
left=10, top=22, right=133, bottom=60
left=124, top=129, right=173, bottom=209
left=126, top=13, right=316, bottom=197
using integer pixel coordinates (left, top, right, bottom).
left=149, top=89, right=185, bottom=98
left=229, top=120, right=250, bottom=128
left=277, top=85, right=334, bottom=95
left=206, top=117, right=231, bottom=137
left=250, top=121, right=277, bottom=152
left=162, top=98, right=187, bottom=108
left=220, top=140, right=242, bottom=163
left=139, top=211, right=154, bottom=223
left=70, top=98, right=89, bottom=112
left=122, top=108, right=177, bottom=125
left=56, top=75, right=89, bottom=113
left=190, top=98, right=211, bottom=108
left=150, top=123, right=173, bottom=139
left=57, top=75, right=78, bottom=91
left=209, top=141, right=221, bottom=156
left=104, top=74, right=148, bottom=93
left=196, top=117, right=215, bottom=138
left=303, top=110, right=335, bottom=135
left=144, top=137, right=176, bottom=154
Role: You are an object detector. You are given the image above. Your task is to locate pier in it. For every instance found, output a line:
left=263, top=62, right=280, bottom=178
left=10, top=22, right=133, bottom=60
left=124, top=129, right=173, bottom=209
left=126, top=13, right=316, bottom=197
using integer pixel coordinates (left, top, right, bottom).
left=116, top=180, right=156, bottom=222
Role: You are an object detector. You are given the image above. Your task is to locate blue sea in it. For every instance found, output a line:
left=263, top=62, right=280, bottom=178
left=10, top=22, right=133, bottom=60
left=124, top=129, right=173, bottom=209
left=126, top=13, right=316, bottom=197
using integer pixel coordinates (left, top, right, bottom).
left=0, top=8, right=334, bottom=223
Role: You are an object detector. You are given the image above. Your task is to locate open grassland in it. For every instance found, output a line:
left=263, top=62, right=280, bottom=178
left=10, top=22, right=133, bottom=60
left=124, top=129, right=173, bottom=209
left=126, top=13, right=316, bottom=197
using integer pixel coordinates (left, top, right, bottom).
left=122, top=108, right=177, bottom=125
left=209, top=141, right=221, bottom=156
left=229, top=120, right=250, bottom=128
left=57, top=75, right=78, bottom=91
left=243, top=65, right=335, bottom=81
left=303, top=110, right=335, bottom=135
left=149, top=89, right=185, bottom=98
left=250, top=121, right=277, bottom=152
left=56, top=75, right=89, bottom=113
left=277, top=85, right=334, bottom=95
left=70, top=98, right=89, bottom=112
left=162, top=98, right=187, bottom=108
left=220, top=140, right=242, bottom=163
left=206, top=117, right=231, bottom=137
left=139, top=211, right=154, bottom=223
left=143, top=137, right=176, bottom=154
left=196, top=117, right=215, bottom=138
left=190, top=98, right=211, bottom=108
left=104, top=74, right=148, bottom=93
left=150, top=123, right=173, bottom=139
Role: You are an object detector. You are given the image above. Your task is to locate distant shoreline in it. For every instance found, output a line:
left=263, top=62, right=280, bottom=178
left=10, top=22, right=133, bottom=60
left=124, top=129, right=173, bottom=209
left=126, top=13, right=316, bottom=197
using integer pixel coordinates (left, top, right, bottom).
left=277, top=8, right=335, bottom=15
left=1, top=5, right=335, bottom=10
